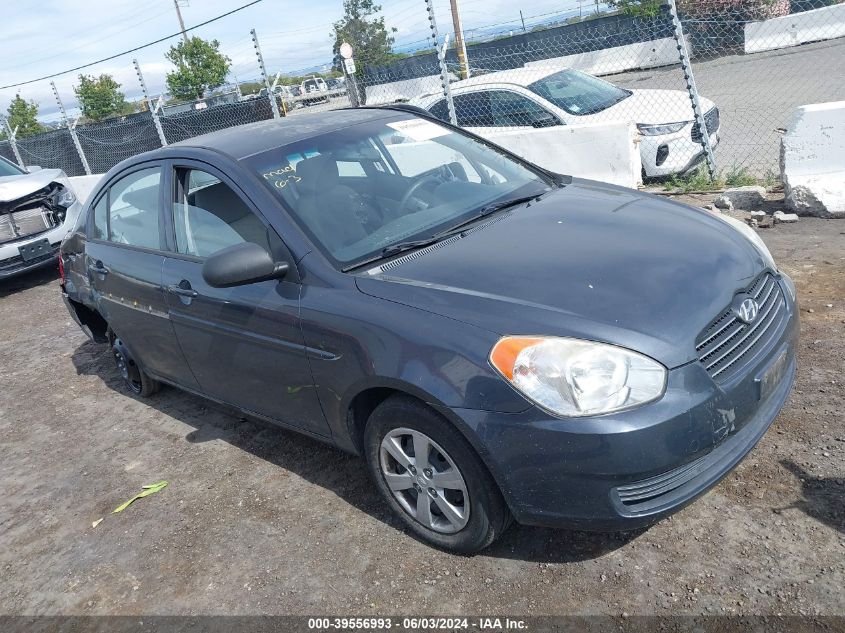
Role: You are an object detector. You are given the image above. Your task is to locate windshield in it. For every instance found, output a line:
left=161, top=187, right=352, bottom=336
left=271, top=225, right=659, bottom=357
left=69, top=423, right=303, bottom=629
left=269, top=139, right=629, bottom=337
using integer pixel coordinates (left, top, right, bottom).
left=0, top=156, right=24, bottom=177
left=529, top=70, right=630, bottom=116
left=247, top=114, right=552, bottom=269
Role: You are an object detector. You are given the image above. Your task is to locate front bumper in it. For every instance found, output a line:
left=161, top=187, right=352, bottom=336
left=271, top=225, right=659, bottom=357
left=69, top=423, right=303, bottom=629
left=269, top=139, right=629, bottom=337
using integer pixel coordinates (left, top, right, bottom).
left=450, top=273, right=798, bottom=530
left=641, top=127, right=721, bottom=178
left=0, top=240, right=60, bottom=279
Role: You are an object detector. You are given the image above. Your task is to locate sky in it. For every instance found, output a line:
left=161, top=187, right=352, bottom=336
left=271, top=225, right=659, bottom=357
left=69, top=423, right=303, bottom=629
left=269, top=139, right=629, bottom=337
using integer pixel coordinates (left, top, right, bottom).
left=0, top=0, right=595, bottom=121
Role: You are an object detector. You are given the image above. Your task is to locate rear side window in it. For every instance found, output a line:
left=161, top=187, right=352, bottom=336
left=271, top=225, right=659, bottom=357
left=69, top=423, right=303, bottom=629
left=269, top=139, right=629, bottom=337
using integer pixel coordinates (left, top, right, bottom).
left=105, top=168, right=162, bottom=249
left=172, top=169, right=269, bottom=258
left=91, top=195, right=108, bottom=240
left=428, top=99, right=450, bottom=122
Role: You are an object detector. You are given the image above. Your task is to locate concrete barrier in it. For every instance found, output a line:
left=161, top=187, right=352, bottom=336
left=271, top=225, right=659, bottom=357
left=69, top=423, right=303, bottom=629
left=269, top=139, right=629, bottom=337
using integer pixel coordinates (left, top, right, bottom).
left=382, top=121, right=641, bottom=188
left=472, top=122, right=641, bottom=188
left=524, top=37, right=680, bottom=76
left=365, top=75, right=448, bottom=106
left=745, top=3, right=845, bottom=54
left=67, top=174, right=103, bottom=205
left=781, top=101, right=845, bottom=217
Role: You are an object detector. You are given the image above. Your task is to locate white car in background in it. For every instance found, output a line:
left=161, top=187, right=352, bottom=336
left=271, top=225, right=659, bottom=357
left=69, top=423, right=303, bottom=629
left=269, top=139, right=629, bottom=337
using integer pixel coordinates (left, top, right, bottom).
left=0, top=156, right=82, bottom=280
left=410, top=67, right=720, bottom=178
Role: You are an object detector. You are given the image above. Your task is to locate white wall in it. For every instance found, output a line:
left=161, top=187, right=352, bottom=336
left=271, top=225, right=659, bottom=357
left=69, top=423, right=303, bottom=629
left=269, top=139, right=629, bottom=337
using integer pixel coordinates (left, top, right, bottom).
left=67, top=174, right=103, bottom=205
left=781, top=100, right=845, bottom=217
left=471, top=122, right=641, bottom=188
left=745, top=3, right=845, bottom=54
left=524, top=37, right=680, bottom=76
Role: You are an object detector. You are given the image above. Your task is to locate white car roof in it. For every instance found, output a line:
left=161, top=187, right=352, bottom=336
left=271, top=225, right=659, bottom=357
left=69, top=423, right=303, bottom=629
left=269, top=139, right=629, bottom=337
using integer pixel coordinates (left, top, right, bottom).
left=410, top=66, right=565, bottom=106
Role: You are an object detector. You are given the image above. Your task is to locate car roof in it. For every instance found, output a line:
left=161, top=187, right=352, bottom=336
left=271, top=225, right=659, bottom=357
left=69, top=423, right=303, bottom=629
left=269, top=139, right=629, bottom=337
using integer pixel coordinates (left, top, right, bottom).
left=170, top=107, right=403, bottom=160
left=452, top=66, right=562, bottom=89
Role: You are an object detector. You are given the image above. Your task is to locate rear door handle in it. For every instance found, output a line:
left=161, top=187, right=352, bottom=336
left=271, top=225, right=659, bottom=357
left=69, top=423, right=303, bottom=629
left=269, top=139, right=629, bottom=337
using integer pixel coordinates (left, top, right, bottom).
left=167, top=283, right=198, bottom=298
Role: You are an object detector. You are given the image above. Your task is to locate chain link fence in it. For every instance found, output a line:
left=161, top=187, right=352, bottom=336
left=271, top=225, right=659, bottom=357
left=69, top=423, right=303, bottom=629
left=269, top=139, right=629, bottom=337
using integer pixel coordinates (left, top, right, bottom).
left=2, top=0, right=843, bottom=186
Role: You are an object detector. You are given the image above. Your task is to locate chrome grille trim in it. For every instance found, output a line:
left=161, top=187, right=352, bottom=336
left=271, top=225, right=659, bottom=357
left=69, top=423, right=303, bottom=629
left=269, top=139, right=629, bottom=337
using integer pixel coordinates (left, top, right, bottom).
left=695, top=273, right=786, bottom=381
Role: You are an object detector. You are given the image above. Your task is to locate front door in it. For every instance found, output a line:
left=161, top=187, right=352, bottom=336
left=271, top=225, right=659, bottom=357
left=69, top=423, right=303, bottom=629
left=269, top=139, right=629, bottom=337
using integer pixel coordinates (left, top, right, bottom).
left=86, top=165, right=199, bottom=389
left=161, top=164, right=328, bottom=436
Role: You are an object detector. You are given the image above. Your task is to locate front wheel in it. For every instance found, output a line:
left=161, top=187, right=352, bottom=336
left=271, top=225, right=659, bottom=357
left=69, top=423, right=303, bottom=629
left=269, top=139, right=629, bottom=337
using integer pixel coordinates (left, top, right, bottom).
left=364, top=395, right=511, bottom=553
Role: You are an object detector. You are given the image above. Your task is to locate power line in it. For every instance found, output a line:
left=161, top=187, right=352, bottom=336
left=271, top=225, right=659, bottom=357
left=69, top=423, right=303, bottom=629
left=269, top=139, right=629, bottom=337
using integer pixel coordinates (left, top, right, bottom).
left=0, top=0, right=265, bottom=91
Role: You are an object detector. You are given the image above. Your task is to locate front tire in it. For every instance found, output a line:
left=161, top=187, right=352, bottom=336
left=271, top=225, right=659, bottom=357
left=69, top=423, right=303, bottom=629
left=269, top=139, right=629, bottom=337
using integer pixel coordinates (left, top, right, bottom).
left=364, top=395, right=511, bottom=553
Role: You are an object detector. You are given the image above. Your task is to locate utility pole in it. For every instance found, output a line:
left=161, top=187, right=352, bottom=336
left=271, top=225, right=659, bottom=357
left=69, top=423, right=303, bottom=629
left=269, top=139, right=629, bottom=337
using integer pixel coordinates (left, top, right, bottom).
left=448, top=0, right=470, bottom=80
left=174, top=0, right=189, bottom=43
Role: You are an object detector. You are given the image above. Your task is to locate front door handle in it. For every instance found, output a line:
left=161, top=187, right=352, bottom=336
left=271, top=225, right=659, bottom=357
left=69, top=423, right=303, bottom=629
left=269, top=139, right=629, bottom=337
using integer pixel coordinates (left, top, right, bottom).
left=167, top=282, right=199, bottom=298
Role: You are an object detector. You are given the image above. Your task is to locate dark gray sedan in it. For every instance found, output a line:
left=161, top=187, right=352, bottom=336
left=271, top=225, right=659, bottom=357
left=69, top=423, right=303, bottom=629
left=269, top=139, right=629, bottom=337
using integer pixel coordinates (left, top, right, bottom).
left=60, top=107, right=798, bottom=553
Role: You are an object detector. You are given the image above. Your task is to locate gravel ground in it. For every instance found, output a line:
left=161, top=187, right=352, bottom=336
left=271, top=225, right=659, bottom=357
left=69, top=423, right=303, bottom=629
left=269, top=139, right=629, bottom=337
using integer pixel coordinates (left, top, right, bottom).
left=0, top=213, right=843, bottom=617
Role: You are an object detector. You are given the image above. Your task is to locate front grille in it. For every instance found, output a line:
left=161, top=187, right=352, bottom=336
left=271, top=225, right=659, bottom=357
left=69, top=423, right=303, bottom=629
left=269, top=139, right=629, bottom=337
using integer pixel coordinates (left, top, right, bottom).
left=695, top=273, right=786, bottom=381
left=691, top=107, right=720, bottom=142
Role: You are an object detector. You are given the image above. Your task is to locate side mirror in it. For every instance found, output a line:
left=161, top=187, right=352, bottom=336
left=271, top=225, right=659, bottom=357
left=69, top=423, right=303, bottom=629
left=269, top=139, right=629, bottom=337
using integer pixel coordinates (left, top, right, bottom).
left=202, top=242, right=288, bottom=288
left=530, top=112, right=560, bottom=128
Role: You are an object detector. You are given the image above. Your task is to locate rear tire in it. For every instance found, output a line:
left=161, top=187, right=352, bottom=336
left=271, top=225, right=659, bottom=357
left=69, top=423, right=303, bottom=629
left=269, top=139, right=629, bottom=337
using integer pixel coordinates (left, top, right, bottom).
left=364, top=395, right=511, bottom=553
left=111, top=336, right=160, bottom=398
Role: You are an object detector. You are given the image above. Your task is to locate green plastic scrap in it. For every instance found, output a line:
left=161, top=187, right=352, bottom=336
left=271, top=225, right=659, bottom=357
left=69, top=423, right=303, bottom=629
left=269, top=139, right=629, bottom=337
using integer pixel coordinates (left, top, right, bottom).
left=112, top=481, right=169, bottom=514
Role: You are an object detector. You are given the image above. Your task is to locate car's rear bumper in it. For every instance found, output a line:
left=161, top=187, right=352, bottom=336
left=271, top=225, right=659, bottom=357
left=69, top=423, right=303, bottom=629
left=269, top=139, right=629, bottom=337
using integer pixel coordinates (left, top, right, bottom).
left=447, top=274, right=798, bottom=530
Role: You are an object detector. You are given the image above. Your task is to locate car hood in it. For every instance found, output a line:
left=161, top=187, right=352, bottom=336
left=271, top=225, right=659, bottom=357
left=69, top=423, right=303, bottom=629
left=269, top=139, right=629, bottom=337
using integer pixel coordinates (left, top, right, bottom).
left=0, top=168, right=65, bottom=203
left=356, top=180, right=765, bottom=369
left=586, top=89, right=715, bottom=125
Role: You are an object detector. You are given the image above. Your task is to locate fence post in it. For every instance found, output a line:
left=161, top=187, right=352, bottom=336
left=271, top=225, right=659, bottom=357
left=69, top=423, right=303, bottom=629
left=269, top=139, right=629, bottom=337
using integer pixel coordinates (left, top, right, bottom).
left=668, top=0, right=716, bottom=178
left=425, top=0, right=457, bottom=126
left=51, top=81, right=91, bottom=175
left=251, top=29, right=281, bottom=119
left=2, top=118, right=25, bottom=169
left=134, top=59, right=168, bottom=147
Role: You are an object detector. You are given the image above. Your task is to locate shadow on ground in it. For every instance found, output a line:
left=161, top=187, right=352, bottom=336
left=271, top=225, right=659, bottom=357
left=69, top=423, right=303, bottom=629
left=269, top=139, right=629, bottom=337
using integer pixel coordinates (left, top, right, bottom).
left=70, top=338, right=645, bottom=563
left=777, top=460, right=845, bottom=535
left=0, top=265, right=58, bottom=298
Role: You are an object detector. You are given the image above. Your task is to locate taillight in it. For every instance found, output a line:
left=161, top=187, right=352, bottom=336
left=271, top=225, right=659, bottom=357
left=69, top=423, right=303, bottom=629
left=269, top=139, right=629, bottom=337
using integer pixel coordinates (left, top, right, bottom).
left=58, top=253, right=65, bottom=283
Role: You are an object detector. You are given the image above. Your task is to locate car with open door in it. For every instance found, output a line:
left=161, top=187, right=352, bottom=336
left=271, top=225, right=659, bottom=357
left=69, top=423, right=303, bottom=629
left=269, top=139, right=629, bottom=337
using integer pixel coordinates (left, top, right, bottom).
left=60, top=107, right=796, bottom=553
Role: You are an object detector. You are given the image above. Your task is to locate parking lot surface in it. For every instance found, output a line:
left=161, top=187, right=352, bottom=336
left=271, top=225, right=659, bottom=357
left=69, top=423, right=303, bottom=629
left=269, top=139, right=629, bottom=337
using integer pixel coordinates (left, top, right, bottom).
left=1, top=216, right=843, bottom=616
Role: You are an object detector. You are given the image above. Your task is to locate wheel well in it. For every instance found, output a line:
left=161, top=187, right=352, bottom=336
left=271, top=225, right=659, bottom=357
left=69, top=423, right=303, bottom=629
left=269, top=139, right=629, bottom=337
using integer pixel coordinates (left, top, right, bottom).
left=346, top=387, right=405, bottom=454
left=68, top=298, right=109, bottom=343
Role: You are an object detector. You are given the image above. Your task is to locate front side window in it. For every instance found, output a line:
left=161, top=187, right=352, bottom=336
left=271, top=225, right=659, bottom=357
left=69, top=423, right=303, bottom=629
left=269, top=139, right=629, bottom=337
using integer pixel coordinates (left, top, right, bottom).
left=246, top=114, right=553, bottom=269
left=529, top=70, right=630, bottom=116
left=489, top=90, right=558, bottom=127
left=172, top=169, right=269, bottom=258
left=106, top=167, right=161, bottom=249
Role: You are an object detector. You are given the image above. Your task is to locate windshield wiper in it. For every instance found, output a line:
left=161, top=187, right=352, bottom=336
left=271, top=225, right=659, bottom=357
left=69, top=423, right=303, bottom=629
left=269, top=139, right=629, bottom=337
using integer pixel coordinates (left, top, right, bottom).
left=433, top=193, right=543, bottom=239
left=342, top=193, right=544, bottom=272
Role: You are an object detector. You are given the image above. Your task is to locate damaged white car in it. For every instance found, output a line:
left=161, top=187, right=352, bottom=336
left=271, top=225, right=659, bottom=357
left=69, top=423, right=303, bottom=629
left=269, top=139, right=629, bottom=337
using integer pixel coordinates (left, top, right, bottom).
left=0, top=156, right=82, bottom=280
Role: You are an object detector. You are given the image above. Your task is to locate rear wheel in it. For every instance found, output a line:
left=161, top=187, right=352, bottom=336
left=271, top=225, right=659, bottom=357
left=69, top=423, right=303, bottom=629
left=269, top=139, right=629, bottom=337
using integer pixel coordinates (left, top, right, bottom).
left=364, top=395, right=511, bottom=553
left=111, top=336, right=160, bottom=397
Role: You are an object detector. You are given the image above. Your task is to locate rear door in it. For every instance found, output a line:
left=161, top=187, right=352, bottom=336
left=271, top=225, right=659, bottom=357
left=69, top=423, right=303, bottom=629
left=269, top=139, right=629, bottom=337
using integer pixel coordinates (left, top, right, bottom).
left=160, top=162, right=328, bottom=436
left=85, top=164, right=199, bottom=389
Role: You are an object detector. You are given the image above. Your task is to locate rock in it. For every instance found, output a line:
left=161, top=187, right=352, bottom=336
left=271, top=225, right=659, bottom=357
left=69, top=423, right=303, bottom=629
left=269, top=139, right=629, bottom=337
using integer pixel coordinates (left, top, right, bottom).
left=713, top=196, right=734, bottom=211
left=716, top=186, right=767, bottom=210
left=773, top=211, right=799, bottom=223
left=750, top=210, right=767, bottom=218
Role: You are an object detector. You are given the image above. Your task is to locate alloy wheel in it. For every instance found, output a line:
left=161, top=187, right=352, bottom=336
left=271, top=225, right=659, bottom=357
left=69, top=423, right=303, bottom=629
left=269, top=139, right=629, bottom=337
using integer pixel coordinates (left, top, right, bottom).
left=379, top=427, right=470, bottom=533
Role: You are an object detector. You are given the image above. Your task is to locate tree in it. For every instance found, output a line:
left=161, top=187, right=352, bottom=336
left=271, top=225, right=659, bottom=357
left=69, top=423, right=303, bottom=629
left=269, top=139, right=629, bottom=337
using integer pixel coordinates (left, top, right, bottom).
left=331, top=0, right=398, bottom=74
left=607, top=0, right=663, bottom=17
left=74, top=74, right=130, bottom=122
left=5, top=95, right=44, bottom=138
left=165, top=36, right=231, bottom=101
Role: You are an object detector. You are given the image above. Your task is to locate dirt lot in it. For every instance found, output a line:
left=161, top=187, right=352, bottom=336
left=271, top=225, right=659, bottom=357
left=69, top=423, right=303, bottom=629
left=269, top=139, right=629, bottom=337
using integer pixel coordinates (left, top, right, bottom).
left=1, top=214, right=843, bottom=618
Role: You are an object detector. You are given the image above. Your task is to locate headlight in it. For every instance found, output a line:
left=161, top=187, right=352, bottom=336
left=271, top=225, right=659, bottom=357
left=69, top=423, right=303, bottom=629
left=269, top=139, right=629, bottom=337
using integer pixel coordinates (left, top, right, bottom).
left=490, top=336, right=667, bottom=417
left=636, top=121, right=688, bottom=136
left=712, top=212, right=776, bottom=270
left=57, top=185, right=77, bottom=208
